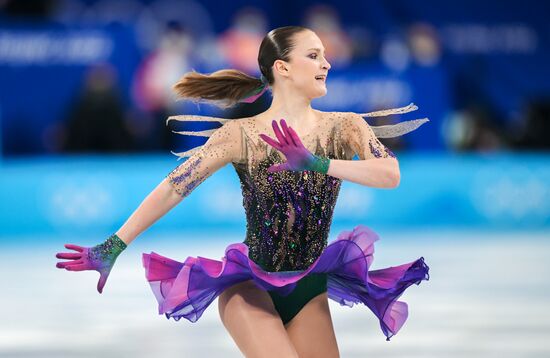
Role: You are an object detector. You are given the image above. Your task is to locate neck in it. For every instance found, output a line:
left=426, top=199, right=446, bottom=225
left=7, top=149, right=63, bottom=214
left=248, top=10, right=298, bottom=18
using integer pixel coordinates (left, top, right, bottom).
left=260, top=86, right=317, bottom=130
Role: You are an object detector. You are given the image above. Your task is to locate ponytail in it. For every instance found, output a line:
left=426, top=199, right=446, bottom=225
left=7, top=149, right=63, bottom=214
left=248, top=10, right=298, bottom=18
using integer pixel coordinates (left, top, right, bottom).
left=172, top=69, right=268, bottom=109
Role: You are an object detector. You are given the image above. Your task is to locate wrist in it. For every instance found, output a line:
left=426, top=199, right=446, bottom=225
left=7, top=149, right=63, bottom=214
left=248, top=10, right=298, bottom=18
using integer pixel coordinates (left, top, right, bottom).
left=107, top=234, right=127, bottom=254
left=89, top=234, right=127, bottom=262
left=308, top=155, right=330, bottom=174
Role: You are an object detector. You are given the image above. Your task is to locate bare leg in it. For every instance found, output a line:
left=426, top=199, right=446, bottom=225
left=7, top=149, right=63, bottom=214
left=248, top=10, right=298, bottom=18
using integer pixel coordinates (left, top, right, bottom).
left=285, top=292, right=340, bottom=358
left=218, top=280, right=300, bottom=358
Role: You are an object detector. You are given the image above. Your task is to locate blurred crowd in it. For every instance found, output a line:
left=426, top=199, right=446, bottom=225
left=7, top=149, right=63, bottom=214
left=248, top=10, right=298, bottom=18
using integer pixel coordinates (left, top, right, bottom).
left=0, top=0, right=548, bottom=155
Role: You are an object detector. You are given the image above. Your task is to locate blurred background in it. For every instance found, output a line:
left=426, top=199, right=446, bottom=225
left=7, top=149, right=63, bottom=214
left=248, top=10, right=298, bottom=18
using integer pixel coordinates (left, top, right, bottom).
left=0, top=0, right=548, bottom=357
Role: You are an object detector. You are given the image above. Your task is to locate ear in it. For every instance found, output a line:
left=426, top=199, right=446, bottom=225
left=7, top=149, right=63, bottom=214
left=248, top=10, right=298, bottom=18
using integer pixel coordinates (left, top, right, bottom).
left=273, top=59, right=290, bottom=79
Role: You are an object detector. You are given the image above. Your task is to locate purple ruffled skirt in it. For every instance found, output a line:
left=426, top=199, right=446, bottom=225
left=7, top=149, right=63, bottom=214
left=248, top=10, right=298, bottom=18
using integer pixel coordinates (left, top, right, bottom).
left=142, top=225, right=430, bottom=341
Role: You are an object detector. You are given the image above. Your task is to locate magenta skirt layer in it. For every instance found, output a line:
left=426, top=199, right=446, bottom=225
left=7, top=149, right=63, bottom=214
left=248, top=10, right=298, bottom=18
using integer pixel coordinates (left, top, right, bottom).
left=142, top=225, right=430, bottom=341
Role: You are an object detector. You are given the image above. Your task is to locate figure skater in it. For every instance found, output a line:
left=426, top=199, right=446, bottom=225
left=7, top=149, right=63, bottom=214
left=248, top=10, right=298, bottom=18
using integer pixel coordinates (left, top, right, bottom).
left=56, top=26, right=430, bottom=358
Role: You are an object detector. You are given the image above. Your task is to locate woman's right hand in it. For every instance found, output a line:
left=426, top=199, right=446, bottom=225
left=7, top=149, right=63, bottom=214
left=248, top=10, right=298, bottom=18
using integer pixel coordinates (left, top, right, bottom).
left=55, top=234, right=127, bottom=294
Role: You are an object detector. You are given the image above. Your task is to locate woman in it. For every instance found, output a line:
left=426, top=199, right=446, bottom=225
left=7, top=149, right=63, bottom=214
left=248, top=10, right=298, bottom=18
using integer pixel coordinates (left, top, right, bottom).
left=56, top=26, right=430, bottom=357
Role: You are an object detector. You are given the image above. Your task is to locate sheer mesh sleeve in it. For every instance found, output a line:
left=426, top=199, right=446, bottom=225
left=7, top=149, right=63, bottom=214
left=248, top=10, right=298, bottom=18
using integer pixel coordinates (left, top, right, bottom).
left=342, top=112, right=397, bottom=160
left=165, top=120, right=242, bottom=197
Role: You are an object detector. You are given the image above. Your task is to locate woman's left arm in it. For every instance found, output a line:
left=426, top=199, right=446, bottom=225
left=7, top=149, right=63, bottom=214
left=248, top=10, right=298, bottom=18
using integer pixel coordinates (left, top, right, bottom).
left=259, top=115, right=400, bottom=188
left=328, top=112, right=400, bottom=188
left=327, top=157, right=399, bottom=188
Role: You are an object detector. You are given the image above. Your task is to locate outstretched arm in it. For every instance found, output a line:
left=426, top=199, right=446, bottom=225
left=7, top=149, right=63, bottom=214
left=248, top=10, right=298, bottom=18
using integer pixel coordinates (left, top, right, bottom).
left=55, top=119, right=242, bottom=293
left=116, top=119, right=242, bottom=245
left=327, top=112, right=399, bottom=188
left=114, top=178, right=183, bottom=245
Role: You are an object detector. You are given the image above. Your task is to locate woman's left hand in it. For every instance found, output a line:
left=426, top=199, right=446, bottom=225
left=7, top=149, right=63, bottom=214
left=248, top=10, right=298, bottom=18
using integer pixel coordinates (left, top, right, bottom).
left=259, top=119, right=329, bottom=174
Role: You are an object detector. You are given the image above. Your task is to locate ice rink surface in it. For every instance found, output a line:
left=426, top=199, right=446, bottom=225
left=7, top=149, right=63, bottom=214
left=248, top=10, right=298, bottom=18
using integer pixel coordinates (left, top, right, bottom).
left=1, top=228, right=549, bottom=358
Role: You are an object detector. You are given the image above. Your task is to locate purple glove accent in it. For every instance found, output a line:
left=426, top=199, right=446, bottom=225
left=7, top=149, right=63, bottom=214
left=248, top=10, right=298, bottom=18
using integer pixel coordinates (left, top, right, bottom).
left=55, top=234, right=127, bottom=294
left=259, top=119, right=329, bottom=173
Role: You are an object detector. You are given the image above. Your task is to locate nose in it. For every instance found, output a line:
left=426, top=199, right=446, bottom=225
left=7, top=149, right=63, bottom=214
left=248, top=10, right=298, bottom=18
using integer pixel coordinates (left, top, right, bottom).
left=322, top=58, right=331, bottom=70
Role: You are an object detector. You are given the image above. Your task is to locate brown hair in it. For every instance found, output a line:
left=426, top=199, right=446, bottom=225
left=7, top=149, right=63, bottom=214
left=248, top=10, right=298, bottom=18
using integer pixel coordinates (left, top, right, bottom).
left=172, top=25, right=309, bottom=109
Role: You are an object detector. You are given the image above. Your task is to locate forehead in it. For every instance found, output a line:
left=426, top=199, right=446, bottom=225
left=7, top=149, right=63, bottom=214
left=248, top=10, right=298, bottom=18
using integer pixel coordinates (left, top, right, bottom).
left=292, top=30, right=324, bottom=51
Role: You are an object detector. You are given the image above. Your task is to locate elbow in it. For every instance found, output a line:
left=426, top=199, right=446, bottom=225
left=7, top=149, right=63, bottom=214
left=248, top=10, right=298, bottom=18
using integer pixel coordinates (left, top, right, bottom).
left=373, top=157, right=400, bottom=188
left=163, top=178, right=185, bottom=202
left=391, top=159, right=401, bottom=187
left=385, top=164, right=400, bottom=188
left=390, top=171, right=400, bottom=188
left=376, top=171, right=399, bottom=189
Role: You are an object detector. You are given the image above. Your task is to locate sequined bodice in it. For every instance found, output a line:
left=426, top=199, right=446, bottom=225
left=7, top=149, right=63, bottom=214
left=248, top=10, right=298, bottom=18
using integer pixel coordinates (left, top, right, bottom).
left=166, top=110, right=406, bottom=273
left=231, top=115, right=355, bottom=272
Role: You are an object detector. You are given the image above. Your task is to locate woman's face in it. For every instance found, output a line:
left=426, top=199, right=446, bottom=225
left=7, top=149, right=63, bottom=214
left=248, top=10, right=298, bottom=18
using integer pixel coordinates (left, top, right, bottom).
left=280, top=30, right=331, bottom=99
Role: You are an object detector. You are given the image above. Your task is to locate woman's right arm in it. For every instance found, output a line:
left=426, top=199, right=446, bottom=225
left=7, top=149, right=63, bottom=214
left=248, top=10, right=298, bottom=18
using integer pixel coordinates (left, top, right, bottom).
left=55, top=119, right=242, bottom=293
left=114, top=178, right=183, bottom=245
left=115, top=119, right=243, bottom=245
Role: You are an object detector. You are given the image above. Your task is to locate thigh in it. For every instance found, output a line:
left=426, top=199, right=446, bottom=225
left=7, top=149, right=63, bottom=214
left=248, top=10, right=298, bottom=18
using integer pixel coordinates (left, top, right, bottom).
left=218, top=279, right=299, bottom=358
left=285, top=291, right=340, bottom=358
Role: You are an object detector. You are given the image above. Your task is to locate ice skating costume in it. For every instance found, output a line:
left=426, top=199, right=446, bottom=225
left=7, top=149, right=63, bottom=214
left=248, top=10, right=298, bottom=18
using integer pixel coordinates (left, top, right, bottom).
left=142, top=103, right=430, bottom=341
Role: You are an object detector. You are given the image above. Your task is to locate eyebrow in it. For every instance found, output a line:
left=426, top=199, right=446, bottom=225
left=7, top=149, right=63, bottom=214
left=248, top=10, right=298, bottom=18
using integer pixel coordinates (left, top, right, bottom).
left=307, top=47, right=325, bottom=52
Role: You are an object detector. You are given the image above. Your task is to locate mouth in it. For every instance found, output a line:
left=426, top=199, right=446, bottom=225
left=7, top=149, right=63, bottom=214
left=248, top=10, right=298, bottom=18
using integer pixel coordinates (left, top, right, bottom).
left=314, top=74, right=327, bottom=82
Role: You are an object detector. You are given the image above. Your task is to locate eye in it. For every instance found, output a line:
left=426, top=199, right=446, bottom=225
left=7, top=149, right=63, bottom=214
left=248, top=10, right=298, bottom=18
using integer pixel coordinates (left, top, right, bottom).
left=308, top=53, right=318, bottom=59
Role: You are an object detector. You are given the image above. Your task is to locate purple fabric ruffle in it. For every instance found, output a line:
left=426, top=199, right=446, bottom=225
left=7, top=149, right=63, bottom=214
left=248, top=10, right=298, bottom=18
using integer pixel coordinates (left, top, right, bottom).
left=142, top=224, right=430, bottom=341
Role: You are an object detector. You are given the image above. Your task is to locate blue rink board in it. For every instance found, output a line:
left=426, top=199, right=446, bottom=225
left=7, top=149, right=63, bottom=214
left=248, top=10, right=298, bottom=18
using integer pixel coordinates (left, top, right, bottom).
left=0, top=152, right=549, bottom=239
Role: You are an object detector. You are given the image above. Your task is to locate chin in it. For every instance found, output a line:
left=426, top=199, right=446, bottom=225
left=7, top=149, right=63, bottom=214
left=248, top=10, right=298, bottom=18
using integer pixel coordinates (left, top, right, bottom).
left=301, top=83, right=327, bottom=99
left=311, top=88, right=327, bottom=99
